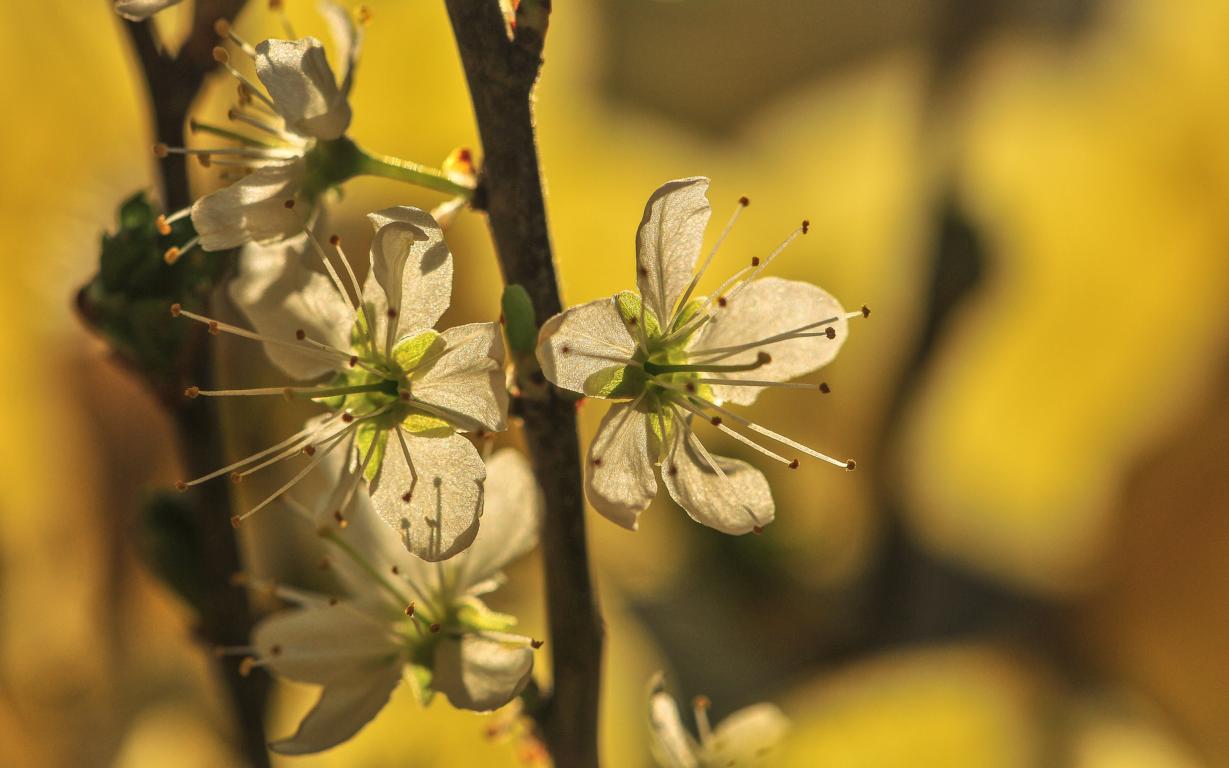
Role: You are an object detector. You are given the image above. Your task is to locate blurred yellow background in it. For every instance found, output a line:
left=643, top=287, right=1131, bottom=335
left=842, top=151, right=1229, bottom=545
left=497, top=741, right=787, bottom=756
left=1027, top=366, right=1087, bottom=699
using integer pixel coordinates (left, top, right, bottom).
left=2, top=0, right=1228, bottom=765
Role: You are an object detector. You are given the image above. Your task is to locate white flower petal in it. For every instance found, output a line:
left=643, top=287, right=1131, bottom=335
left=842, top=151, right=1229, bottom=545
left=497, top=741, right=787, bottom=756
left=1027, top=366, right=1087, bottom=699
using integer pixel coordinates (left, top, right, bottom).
left=648, top=686, right=700, bottom=768
left=703, top=703, right=790, bottom=766
left=362, top=206, right=453, bottom=343
left=318, top=0, right=363, bottom=95
left=635, top=177, right=711, bottom=324
left=585, top=403, right=658, bottom=530
left=113, top=0, right=182, bottom=20
left=369, top=430, right=483, bottom=562
left=255, top=37, right=351, bottom=140
left=227, top=235, right=354, bottom=379
left=536, top=297, right=638, bottom=396
left=252, top=604, right=400, bottom=686
left=453, top=449, right=542, bottom=592
left=268, top=664, right=402, bottom=755
left=660, top=421, right=774, bottom=535
left=694, top=276, right=847, bottom=406
left=433, top=634, right=534, bottom=712
left=410, top=322, right=508, bottom=433
left=190, top=160, right=306, bottom=251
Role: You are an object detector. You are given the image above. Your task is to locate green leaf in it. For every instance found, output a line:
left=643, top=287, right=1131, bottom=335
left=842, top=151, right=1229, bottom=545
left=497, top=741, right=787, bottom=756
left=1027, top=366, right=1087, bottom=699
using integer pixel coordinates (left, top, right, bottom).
left=355, top=423, right=389, bottom=482
left=501, top=284, right=537, bottom=354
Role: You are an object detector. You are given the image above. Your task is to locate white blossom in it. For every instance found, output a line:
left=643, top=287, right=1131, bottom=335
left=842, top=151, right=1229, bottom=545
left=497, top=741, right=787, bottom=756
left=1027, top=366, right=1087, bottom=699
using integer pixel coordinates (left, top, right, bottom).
left=113, top=0, right=183, bottom=20
left=648, top=674, right=789, bottom=768
left=537, top=177, right=864, bottom=534
left=174, top=207, right=507, bottom=561
left=243, top=448, right=542, bottom=754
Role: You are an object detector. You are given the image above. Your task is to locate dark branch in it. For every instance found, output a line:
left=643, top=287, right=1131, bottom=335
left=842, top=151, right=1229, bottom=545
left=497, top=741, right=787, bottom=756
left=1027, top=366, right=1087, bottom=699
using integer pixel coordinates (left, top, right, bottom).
left=443, top=2, right=603, bottom=766
left=115, top=4, right=271, bottom=766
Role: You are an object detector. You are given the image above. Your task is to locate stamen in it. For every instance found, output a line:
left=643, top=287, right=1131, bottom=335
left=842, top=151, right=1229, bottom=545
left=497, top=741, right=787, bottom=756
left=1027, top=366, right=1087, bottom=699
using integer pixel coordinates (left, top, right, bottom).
left=644, top=352, right=769, bottom=376
left=673, top=196, right=749, bottom=325
left=691, top=378, right=825, bottom=391
left=174, top=307, right=355, bottom=364
left=214, top=19, right=258, bottom=58
left=214, top=51, right=278, bottom=111
left=700, top=400, right=854, bottom=470
left=676, top=399, right=795, bottom=466
left=227, top=108, right=296, bottom=142
left=163, top=236, right=200, bottom=265
left=722, top=224, right=805, bottom=305
left=693, top=695, right=713, bottom=744
left=190, top=118, right=277, bottom=149
left=232, top=426, right=354, bottom=524
left=301, top=228, right=360, bottom=319
left=155, top=207, right=190, bottom=236
left=326, top=233, right=378, bottom=353
left=689, top=315, right=844, bottom=361
left=178, top=414, right=345, bottom=488
left=674, top=408, right=767, bottom=526
left=157, top=145, right=298, bottom=160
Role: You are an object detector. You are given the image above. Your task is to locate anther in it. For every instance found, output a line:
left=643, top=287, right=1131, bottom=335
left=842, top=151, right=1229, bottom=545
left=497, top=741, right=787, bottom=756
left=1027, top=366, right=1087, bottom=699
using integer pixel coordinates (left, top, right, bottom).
left=561, top=345, right=571, bottom=354
left=801, top=219, right=810, bottom=234
left=531, top=639, right=544, bottom=649
left=295, top=329, right=306, bottom=340
left=175, top=480, right=188, bottom=491
left=212, top=46, right=230, bottom=64
left=685, top=382, right=696, bottom=393
left=861, top=304, right=871, bottom=318
left=386, top=308, right=397, bottom=318
left=230, top=471, right=243, bottom=484
left=756, top=351, right=772, bottom=365
left=329, top=234, right=341, bottom=246
left=739, top=195, right=750, bottom=206
left=328, top=597, right=339, bottom=605
left=404, top=602, right=415, bottom=616
left=693, top=695, right=711, bottom=710
left=788, top=459, right=800, bottom=469
left=163, top=246, right=182, bottom=264
left=710, top=417, right=722, bottom=426
left=213, top=18, right=230, bottom=37
left=238, top=657, right=255, bottom=676
left=717, top=296, right=728, bottom=307
left=358, top=5, right=373, bottom=23
left=282, top=387, right=294, bottom=401
left=153, top=143, right=168, bottom=158
left=302, top=444, right=316, bottom=456
left=845, top=459, right=856, bottom=471
left=208, top=321, right=220, bottom=335
left=270, top=644, right=283, bottom=656
left=668, top=464, right=679, bottom=476
left=184, top=386, right=201, bottom=398
left=283, top=199, right=295, bottom=209
left=825, top=327, right=836, bottom=339
left=429, top=623, right=441, bottom=633
left=333, top=510, right=348, bottom=528
left=230, top=515, right=242, bottom=528
left=155, top=215, right=172, bottom=236
left=341, top=413, right=354, bottom=423
left=348, top=356, right=358, bottom=368
left=592, top=457, right=603, bottom=467
left=752, top=526, right=764, bottom=535
left=401, top=490, right=412, bottom=502
left=819, top=382, right=831, bottom=394
left=197, top=154, right=212, bottom=168
left=751, top=256, right=761, bottom=267
left=399, top=391, right=411, bottom=401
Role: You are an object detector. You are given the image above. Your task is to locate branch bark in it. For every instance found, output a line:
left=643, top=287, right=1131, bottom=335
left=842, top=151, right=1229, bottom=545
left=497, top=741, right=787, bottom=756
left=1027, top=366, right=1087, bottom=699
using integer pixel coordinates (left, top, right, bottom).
left=118, top=5, right=271, bottom=766
left=443, top=3, right=604, bottom=766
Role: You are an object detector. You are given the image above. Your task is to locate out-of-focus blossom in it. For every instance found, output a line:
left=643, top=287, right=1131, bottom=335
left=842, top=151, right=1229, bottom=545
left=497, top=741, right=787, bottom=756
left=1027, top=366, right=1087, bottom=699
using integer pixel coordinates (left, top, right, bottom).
left=647, top=673, right=788, bottom=767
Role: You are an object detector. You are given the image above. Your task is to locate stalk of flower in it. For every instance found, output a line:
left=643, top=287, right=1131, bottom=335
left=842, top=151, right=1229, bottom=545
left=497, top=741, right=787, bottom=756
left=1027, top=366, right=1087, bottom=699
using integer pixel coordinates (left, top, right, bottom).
left=227, top=448, right=542, bottom=755
left=647, top=673, right=789, bottom=768
left=173, top=206, right=509, bottom=561
left=536, top=177, right=866, bottom=535
left=152, top=4, right=475, bottom=264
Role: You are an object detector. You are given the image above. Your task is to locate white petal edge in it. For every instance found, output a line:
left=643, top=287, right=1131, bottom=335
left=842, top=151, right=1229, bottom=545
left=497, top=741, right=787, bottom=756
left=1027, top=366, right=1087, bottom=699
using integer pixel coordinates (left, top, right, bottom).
left=252, top=604, right=401, bottom=686
left=433, top=634, right=534, bottom=712
left=585, top=402, right=658, bottom=530
left=268, top=664, right=402, bottom=755
left=113, top=0, right=183, bottom=20
left=635, top=177, right=711, bottom=324
left=647, top=682, right=700, bottom=768
left=369, top=429, right=484, bottom=562
left=703, top=703, right=790, bottom=766
left=362, top=206, right=453, bottom=345
left=693, top=276, right=847, bottom=406
left=535, top=297, right=638, bottom=395
left=453, top=448, right=543, bottom=593
left=228, top=235, right=354, bottom=380
left=190, top=160, right=306, bottom=251
left=410, top=322, right=508, bottom=433
left=660, top=418, right=774, bottom=535
left=255, top=37, right=352, bottom=140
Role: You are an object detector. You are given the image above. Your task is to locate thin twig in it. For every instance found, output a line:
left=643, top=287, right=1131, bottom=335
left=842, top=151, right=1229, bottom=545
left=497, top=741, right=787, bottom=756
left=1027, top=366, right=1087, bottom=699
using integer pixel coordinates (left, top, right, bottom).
left=443, top=2, right=603, bottom=766
left=116, top=4, right=271, bottom=766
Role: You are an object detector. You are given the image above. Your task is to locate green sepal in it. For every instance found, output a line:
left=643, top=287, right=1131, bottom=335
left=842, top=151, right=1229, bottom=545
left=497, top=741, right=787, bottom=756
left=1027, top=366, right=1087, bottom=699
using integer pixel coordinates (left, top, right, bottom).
left=615, top=291, right=661, bottom=339
left=646, top=404, right=675, bottom=449
left=501, top=284, right=537, bottom=355
left=672, top=297, right=706, bottom=334
left=355, top=423, right=388, bottom=482
left=583, top=363, right=649, bottom=398
left=393, top=329, right=444, bottom=374
left=456, top=597, right=519, bottom=633
left=405, top=662, right=436, bottom=706
left=401, top=411, right=453, bottom=436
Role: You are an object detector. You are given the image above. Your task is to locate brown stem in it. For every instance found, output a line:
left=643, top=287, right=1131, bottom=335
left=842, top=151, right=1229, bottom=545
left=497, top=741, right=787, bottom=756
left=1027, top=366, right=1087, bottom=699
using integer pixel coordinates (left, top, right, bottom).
left=119, top=4, right=270, bottom=766
left=442, top=2, right=604, bottom=766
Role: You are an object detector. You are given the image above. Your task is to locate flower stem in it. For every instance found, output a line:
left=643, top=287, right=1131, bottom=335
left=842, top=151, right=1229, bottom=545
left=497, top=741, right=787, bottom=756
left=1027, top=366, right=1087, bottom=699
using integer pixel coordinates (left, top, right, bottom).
left=294, top=381, right=395, bottom=400
left=354, top=149, right=475, bottom=199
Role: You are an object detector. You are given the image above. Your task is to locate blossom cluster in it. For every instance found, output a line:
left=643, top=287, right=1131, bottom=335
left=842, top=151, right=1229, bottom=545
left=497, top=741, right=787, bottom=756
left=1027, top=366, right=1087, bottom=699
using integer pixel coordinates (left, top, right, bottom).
left=118, top=0, right=858, bottom=760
